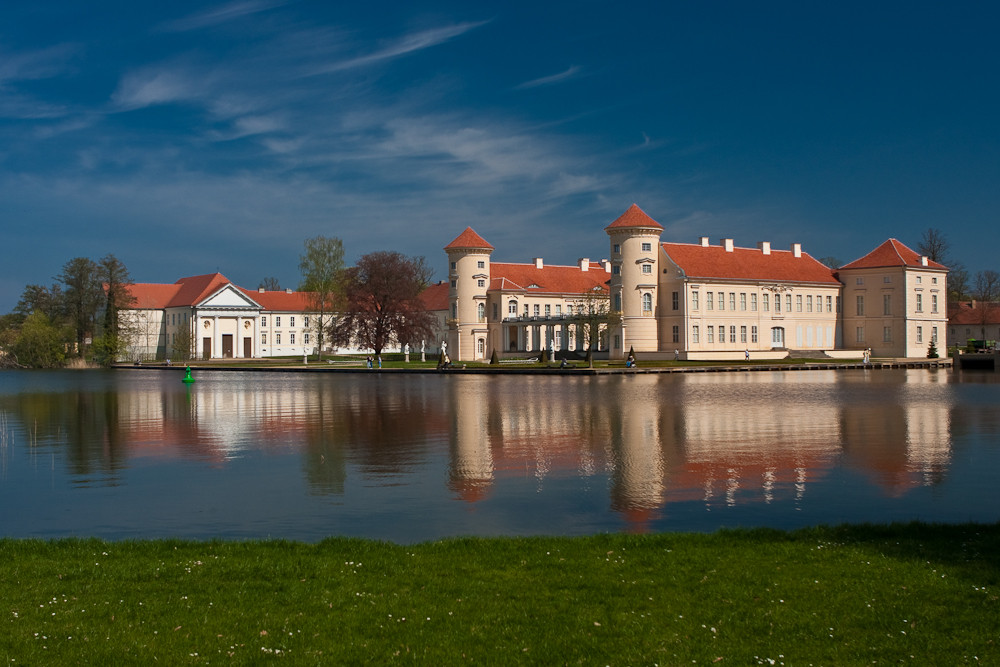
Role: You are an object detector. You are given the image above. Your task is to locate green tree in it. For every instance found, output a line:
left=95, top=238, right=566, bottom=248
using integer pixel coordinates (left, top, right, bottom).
left=14, top=283, right=63, bottom=322
left=12, top=312, right=65, bottom=368
left=298, top=236, right=345, bottom=361
left=94, top=254, right=135, bottom=365
left=57, top=257, right=102, bottom=356
left=333, top=251, right=436, bottom=356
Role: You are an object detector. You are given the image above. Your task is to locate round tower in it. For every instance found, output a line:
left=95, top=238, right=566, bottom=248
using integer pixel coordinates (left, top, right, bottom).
left=444, top=227, right=494, bottom=361
left=605, top=204, right=663, bottom=359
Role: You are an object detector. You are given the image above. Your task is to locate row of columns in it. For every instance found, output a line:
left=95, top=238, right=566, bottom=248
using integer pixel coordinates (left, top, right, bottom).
left=503, top=321, right=605, bottom=353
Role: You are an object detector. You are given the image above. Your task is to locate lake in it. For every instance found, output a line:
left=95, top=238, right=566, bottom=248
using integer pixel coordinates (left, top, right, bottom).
left=0, top=367, right=997, bottom=542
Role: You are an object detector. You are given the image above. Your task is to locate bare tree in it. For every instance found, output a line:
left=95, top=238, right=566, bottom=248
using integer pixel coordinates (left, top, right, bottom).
left=973, top=270, right=1000, bottom=338
left=569, top=286, right=613, bottom=366
left=333, top=251, right=436, bottom=356
left=298, top=236, right=345, bottom=361
left=817, top=256, right=842, bottom=269
left=917, top=228, right=950, bottom=264
left=258, top=276, right=281, bottom=291
left=949, top=264, right=970, bottom=302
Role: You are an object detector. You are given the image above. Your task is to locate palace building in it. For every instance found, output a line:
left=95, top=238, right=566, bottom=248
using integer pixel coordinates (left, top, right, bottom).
left=444, top=204, right=948, bottom=361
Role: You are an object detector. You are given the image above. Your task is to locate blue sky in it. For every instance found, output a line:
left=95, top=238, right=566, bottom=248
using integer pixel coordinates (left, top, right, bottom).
left=2, top=1, right=998, bottom=312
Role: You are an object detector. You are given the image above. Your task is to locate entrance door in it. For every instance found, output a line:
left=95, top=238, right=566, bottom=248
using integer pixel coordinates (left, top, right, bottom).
left=202, top=337, right=212, bottom=359
left=243, top=337, right=252, bottom=358
left=771, top=327, right=785, bottom=348
left=508, top=326, right=518, bottom=351
left=222, top=334, right=234, bottom=358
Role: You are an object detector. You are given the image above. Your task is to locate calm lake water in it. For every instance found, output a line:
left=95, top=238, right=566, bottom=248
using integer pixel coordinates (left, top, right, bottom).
left=0, top=368, right=998, bottom=543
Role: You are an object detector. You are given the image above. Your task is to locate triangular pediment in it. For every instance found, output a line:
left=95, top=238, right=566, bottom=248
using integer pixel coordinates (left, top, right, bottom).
left=198, top=284, right=262, bottom=309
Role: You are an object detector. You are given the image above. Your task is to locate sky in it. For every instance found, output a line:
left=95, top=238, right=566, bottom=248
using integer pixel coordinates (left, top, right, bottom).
left=1, top=1, right=998, bottom=313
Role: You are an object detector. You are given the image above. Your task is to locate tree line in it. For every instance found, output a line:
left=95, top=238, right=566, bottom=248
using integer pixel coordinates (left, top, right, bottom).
left=0, top=238, right=436, bottom=367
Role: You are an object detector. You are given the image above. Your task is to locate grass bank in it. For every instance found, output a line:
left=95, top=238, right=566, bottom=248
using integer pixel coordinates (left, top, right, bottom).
left=2, top=523, right=996, bottom=664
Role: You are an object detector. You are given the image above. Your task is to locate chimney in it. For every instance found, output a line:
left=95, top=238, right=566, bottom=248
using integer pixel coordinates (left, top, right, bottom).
left=699, top=236, right=710, bottom=247
left=258, top=287, right=265, bottom=293
left=285, top=288, right=293, bottom=294
left=791, top=243, right=801, bottom=258
left=920, top=256, right=929, bottom=266
left=534, top=257, right=543, bottom=269
left=758, top=241, right=771, bottom=255
left=602, top=259, right=611, bottom=273
left=721, top=238, right=734, bottom=252
left=578, top=258, right=589, bottom=272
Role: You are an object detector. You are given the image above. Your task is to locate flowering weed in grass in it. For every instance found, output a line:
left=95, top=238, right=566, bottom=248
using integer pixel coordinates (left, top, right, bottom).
left=0, top=523, right=997, bottom=663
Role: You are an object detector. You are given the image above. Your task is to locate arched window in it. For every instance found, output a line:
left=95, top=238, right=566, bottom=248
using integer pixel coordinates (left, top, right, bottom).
left=508, top=300, right=518, bottom=316
left=642, top=293, right=652, bottom=314
left=477, top=302, right=486, bottom=321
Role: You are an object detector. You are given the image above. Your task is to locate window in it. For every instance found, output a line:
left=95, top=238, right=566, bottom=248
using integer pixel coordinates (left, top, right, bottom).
left=477, top=260, right=485, bottom=269
left=478, top=338, right=485, bottom=355
left=261, top=333, right=267, bottom=344
left=304, top=316, right=310, bottom=327
left=932, top=326, right=938, bottom=343
left=567, top=305, right=573, bottom=315
left=450, top=279, right=456, bottom=288
left=856, top=277, right=864, bottom=285
left=707, top=326, right=714, bottom=343
left=613, top=244, right=620, bottom=254
left=856, top=296, right=865, bottom=316
left=740, top=293, right=746, bottom=311
left=508, top=300, right=517, bottom=315
left=641, top=242, right=652, bottom=252
left=544, top=305, right=551, bottom=317
left=171, top=314, right=175, bottom=325
left=796, top=295, right=803, bottom=312
left=614, top=335, right=621, bottom=349
left=786, top=295, right=792, bottom=312
left=826, top=296, right=832, bottom=312
left=751, top=293, right=758, bottom=311
left=884, top=276, right=892, bottom=283
left=775, top=295, right=781, bottom=313
left=806, top=295, right=813, bottom=312
left=612, top=265, right=621, bottom=275
left=883, top=326, right=892, bottom=342
left=740, top=325, right=747, bottom=343
left=276, top=317, right=281, bottom=327
left=533, top=305, right=540, bottom=316
left=672, top=291, right=679, bottom=310
left=718, top=292, right=725, bottom=311
left=524, top=304, right=529, bottom=316
left=450, top=261, right=456, bottom=270
left=642, top=293, right=652, bottom=314
left=290, top=316, right=295, bottom=327
left=451, top=304, right=457, bottom=318
left=763, top=294, right=769, bottom=311
left=276, top=333, right=281, bottom=344
left=641, top=263, right=652, bottom=274
left=916, top=276, right=922, bottom=284
left=290, top=333, right=296, bottom=344
left=883, top=294, right=891, bottom=316
left=729, top=293, right=736, bottom=310
left=916, top=294, right=923, bottom=312
left=931, top=294, right=938, bottom=313
left=555, top=305, right=562, bottom=315
left=304, top=333, right=310, bottom=344
left=751, top=325, right=758, bottom=343
left=856, top=327, right=864, bottom=342
left=916, top=326, right=923, bottom=343
left=932, top=277, right=938, bottom=284
left=614, top=294, right=622, bottom=311
left=706, top=292, right=713, bottom=310
left=477, top=279, right=485, bottom=288
left=477, top=303, right=485, bottom=321
left=672, top=325, right=679, bottom=343
left=261, top=317, right=267, bottom=327
left=692, top=326, right=700, bottom=343
left=730, top=326, right=737, bottom=343
left=692, top=291, right=699, bottom=310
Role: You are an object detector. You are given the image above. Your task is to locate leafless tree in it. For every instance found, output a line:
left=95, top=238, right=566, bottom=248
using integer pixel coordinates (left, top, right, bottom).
left=917, top=228, right=950, bottom=264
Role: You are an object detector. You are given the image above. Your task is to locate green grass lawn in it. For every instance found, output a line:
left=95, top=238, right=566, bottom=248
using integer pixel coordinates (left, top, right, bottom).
left=2, top=523, right=996, bottom=664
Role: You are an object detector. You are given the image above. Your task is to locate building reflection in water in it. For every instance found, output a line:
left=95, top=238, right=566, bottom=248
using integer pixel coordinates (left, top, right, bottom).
left=0, top=368, right=960, bottom=527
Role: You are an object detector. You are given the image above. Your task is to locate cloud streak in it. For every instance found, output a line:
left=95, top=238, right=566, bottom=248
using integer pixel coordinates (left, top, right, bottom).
left=159, top=0, right=289, bottom=32
left=514, top=65, right=582, bottom=90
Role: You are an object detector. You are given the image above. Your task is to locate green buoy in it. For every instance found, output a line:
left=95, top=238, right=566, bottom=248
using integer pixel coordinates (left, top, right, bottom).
left=182, top=366, right=195, bottom=384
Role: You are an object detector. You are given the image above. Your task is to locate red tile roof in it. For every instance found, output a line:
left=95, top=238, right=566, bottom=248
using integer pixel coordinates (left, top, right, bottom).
left=127, top=273, right=317, bottom=311
left=240, top=288, right=313, bottom=311
left=947, top=301, right=1000, bottom=326
left=127, top=282, right=183, bottom=309
left=662, top=243, right=840, bottom=284
left=419, top=281, right=450, bottom=311
left=444, top=227, right=494, bottom=250
left=605, top=204, right=664, bottom=231
left=490, top=262, right=609, bottom=295
left=840, top=239, right=947, bottom=270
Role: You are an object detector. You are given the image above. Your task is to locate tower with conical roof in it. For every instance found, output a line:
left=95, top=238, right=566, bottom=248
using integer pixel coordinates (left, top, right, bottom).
left=605, top=204, right=663, bottom=359
left=444, top=227, right=494, bottom=361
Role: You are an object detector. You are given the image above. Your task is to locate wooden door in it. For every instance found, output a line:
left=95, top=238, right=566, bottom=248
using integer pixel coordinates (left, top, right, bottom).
left=222, top=334, right=233, bottom=358
left=202, top=337, right=211, bottom=359
left=243, top=337, right=252, bottom=358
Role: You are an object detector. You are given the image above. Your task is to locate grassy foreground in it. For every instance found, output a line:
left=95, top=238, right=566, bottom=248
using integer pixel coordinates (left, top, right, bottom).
left=2, top=523, right=996, bottom=665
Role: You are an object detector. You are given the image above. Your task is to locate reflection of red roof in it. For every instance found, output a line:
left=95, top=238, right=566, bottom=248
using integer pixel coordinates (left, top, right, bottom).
left=948, top=301, right=1000, bottom=326
left=662, top=243, right=840, bottom=284
left=445, top=227, right=494, bottom=251
left=490, top=263, right=609, bottom=295
left=420, top=281, right=450, bottom=312
left=605, top=204, right=664, bottom=231
left=840, top=239, right=947, bottom=270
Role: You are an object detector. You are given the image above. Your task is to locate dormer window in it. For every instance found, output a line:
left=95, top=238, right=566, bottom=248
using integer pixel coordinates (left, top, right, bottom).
left=528, top=283, right=540, bottom=289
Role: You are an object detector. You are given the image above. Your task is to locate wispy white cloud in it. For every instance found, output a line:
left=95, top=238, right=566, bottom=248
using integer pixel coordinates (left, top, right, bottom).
left=306, top=21, right=489, bottom=75
left=111, top=68, right=208, bottom=110
left=514, top=65, right=582, bottom=90
left=159, top=0, right=289, bottom=32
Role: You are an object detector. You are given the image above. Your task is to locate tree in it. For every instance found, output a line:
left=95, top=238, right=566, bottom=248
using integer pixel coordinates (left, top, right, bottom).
left=11, top=312, right=65, bottom=368
left=332, top=251, right=436, bottom=356
left=258, top=276, right=281, bottom=291
left=972, top=270, right=1000, bottom=338
left=298, top=236, right=345, bottom=361
left=170, top=319, right=193, bottom=361
left=57, top=257, right=102, bottom=356
left=94, top=254, right=135, bottom=365
left=917, top=228, right=950, bottom=264
left=817, top=256, right=842, bottom=269
left=949, top=264, right=970, bottom=302
left=569, top=286, right=613, bottom=365
left=14, top=283, right=63, bottom=322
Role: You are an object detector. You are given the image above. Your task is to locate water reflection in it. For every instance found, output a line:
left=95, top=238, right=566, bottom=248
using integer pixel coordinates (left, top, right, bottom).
left=0, top=368, right=997, bottom=540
